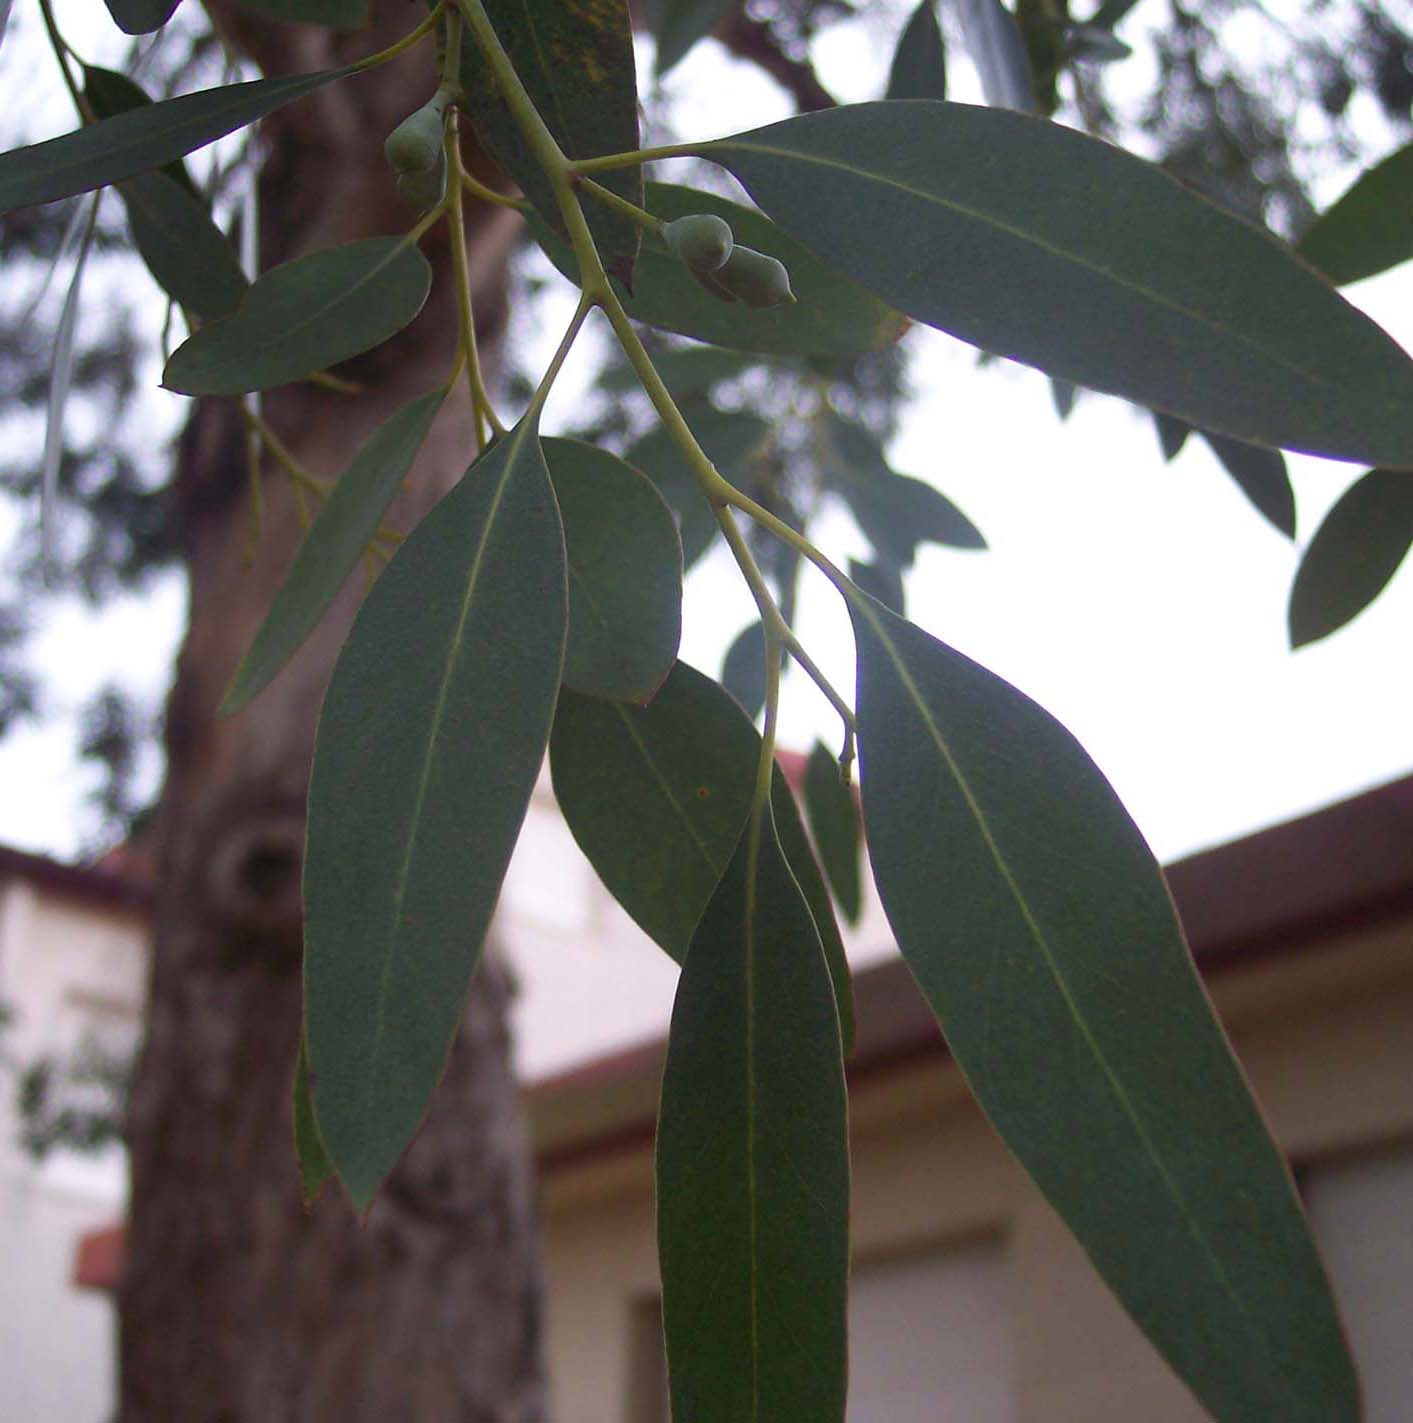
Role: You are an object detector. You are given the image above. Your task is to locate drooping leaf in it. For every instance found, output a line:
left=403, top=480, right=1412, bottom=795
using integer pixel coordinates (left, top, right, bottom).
left=848, top=592, right=1360, bottom=1422
left=657, top=807, right=849, bottom=1423
left=454, top=0, right=641, bottom=280
left=1200, top=431, right=1296, bottom=537
left=653, top=0, right=732, bottom=77
left=804, top=741, right=862, bottom=924
left=957, top=0, right=1035, bottom=110
left=824, top=414, right=985, bottom=562
left=625, top=407, right=768, bottom=568
left=530, top=182, right=908, bottom=357
left=700, top=103, right=1413, bottom=467
left=223, top=390, right=446, bottom=715
left=1050, top=375, right=1076, bottom=420
left=543, top=437, right=682, bottom=703
left=720, top=619, right=766, bottom=720
left=234, top=0, right=369, bottom=31
left=163, top=236, right=431, bottom=395
left=848, top=558, right=905, bottom=614
left=0, top=67, right=355, bottom=215
left=305, top=417, right=565, bottom=1208
left=82, top=65, right=199, bottom=196
left=103, top=0, right=182, bottom=35
left=292, top=1037, right=335, bottom=1206
left=1288, top=469, right=1413, bottom=647
left=886, top=0, right=947, bottom=101
left=1297, top=140, right=1413, bottom=287
left=117, top=171, right=247, bottom=319
left=1153, top=410, right=1191, bottom=462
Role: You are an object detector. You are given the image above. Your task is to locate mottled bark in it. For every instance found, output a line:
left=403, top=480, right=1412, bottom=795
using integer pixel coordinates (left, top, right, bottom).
left=118, top=6, right=544, bottom=1418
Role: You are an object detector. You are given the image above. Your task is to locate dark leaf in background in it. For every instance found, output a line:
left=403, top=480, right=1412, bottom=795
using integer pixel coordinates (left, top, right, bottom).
left=886, top=0, right=947, bottom=101
left=102, top=0, right=183, bottom=36
left=1200, top=431, right=1296, bottom=537
left=803, top=740, right=862, bottom=924
left=957, top=0, right=1036, bottom=110
left=1297, top=139, right=1413, bottom=286
left=1153, top=410, right=1191, bottom=462
left=652, top=0, right=733, bottom=78
left=720, top=619, right=766, bottom=720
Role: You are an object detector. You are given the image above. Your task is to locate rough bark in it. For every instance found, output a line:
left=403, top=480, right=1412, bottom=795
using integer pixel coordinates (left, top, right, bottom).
left=117, top=6, right=544, bottom=1418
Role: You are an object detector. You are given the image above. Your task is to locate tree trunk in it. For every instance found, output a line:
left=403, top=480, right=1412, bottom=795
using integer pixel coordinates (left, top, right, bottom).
left=117, top=7, right=544, bottom=1417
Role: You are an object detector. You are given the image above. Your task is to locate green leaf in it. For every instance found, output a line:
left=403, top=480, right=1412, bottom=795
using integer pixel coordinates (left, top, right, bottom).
left=1050, top=375, right=1076, bottom=420
left=530, top=182, right=909, bottom=358
left=163, top=236, right=431, bottom=395
left=958, top=0, right=1035, bottom=110
left=803, top=741, right=862, bottom=924
left=543, top=437, right=682, bottom=703
left=0, top=67, right=355, bottom=215
left=1153, top=410, right=1191, bottom=463
left=117, top=171, right=247, bottom=319
left=597, top=343, right=766, bottom=397
left=848, top=592, right=1360, bottom=1422
left=82, top=66, right=198, bottom=195
left=657, top=807, right=849, bottom=1423
left=1288, top=469, right=1413, bottom=647
left=887, top=0, right=947, bottom=101
left=233, top=0, right=369, bottom=30
left=1200, top=431, right=1296, bottom=538
left=701, top=103, right=1413, bottom=467
left=625, top=407, right=768, bottom=568
left=454, top=0, right=641, bottom=280
left=103, top=0, right=182, bottom=35
left=1297, top=140, right=1413, bottom=287
left=824, top=414, right=985, bottom=562
left=653, top=0, right=732, bottom=77
left=720, top=620, right=766, bottom=720
left=292, top=1037, right=334, bottom=1206
left=223, top=390, right=446, bottom=715
left=848, top=557, right=905, bottom=614
left=305, top=417, right=565, bottom=1208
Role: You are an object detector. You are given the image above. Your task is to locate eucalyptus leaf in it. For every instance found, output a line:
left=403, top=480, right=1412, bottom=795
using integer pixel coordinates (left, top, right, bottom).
left=543, top=437, right=682, bottom=703
left=292, top=1037, right=334, bottom=1206
left=164, top=236, right=431, bottom=395
left=305, top=417, right=565, bottom=1208
left=653, top=0, right=732, bottom=77
left=1200, top=431, right=1296, bottom=538
left=701, top=103, right=1413, bottom=467
left=454, top=0, right=641, bottom=280
left=530, top=182, right=908, bottom=358
left=957, top=0, right=1035, bottom=110
left=1288, top=469, right=1413, bottom=647
left=1297, top=140, right=1413, bottom=287
left=886, top=0, right=947, bottom=101
left=657, top=808, right=849, bottom=1423
left=597, top=344, right=766, bottom=397
left=1050, top=375, right=1076, bottom=420
left=82, top=66, right=200, bottom=196
left=848, top=557, right=905, bottom=614
left=0, top=67, right=355, bottom=215
left=234, top=0, right=369, bottom=30
left=118, top=170, right=247, bottom=319
left=848, top=592, right=1359, bottom=1422
left=803, top=741, right=862, bottom=924
left=1153, top=410, right=1191, bottom=462
left=223, top=389, right=446, bottom=715
left=103, top=0, right=182, bottom=34
left=720, top=620, right=766, bottom=720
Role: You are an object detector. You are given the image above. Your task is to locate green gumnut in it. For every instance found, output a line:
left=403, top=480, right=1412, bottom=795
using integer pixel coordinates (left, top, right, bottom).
left=396, top=151, right=448, bottom=212
left=714, top=244, right=796, bottom=310
left=384, top=98, right=448, bottom=176
left=688, top=264, right=740, bottom=303
left=663, top=213, right=734, bottom=274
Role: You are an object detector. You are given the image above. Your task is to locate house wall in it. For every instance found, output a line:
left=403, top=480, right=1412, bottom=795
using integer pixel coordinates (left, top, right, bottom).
left=537, top=912, right=1413, bottom=1423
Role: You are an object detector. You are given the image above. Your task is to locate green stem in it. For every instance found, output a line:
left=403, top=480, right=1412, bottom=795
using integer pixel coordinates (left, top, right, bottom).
left=458, top=169, right=528, bottom=212
left=572, top=142, right=698, bottom=176
left=575, top=176, right=663, bottom=235
left=527, top=296, right=593, bottom=419
left=352, top=2, right=447, bottom=73
left=37, top=0, right=87, bottom=118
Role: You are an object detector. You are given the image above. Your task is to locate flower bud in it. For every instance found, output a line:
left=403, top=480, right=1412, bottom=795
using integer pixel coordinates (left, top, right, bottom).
left=396, top=150, right=448, bottom=212
left=663, top=213, right=734, bottom=274
left=714, top=244, right=796, bottom=309
left=384, top=92, right=452, bottom=176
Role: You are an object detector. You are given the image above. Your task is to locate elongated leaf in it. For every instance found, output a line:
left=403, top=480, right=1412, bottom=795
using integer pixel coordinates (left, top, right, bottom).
left=721, top=619, right=766, bottom=720
left=1153, top=410, right=1191, bottom=462
left=804, top=741, right=862, bottom=924
left=164, top=236, right=430, bottom=395
left=530, top=182, right=908, bottom=358
left=625, top=407, right=768, bottom=568
left=103, top=0, right=182, bottom=34
left=1297, top=140, right=1413, bottom=287
left=958, top=0, right=1035, bottom=110
left=848, top=592, right=1359, bottom=1421
left=701, top=103, right=1413, bottom=467
left=118, top=171, right=247, bottom=319
left=454, top=0, right=641, bottom=280
left=658, top=807, right=849, bottom=1423
left=597, top=343, right=767, bottom=397
left=887, top=0, right=947, bottom=101
left=543, top=437, right=682, bottom=703
left=234, top=0, right=369, bottom=30
left=223, top=390, right=446, bottom=715
left=825, top=414, right=984, bottom=562
left=1050, top=375, right=1076, bottom=420
left=1289, top=469, right=1413, bottom=647
left=653, top=0, right=732, bottom=77
left=305, top=417, right=565, bottom=1208
left=1201, top=431, right=1296, bottom=537
left=848, top=557, right=905, bottom=614
left=82, top=66, right=199, bottom=196
left=292, top=1037, right=334, bottom=1206
left=0, top=67, right=354, bottom=215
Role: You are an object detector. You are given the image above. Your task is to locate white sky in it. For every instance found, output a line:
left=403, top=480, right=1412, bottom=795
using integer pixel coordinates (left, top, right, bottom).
left=2, top=5, right=1411, bottom=868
